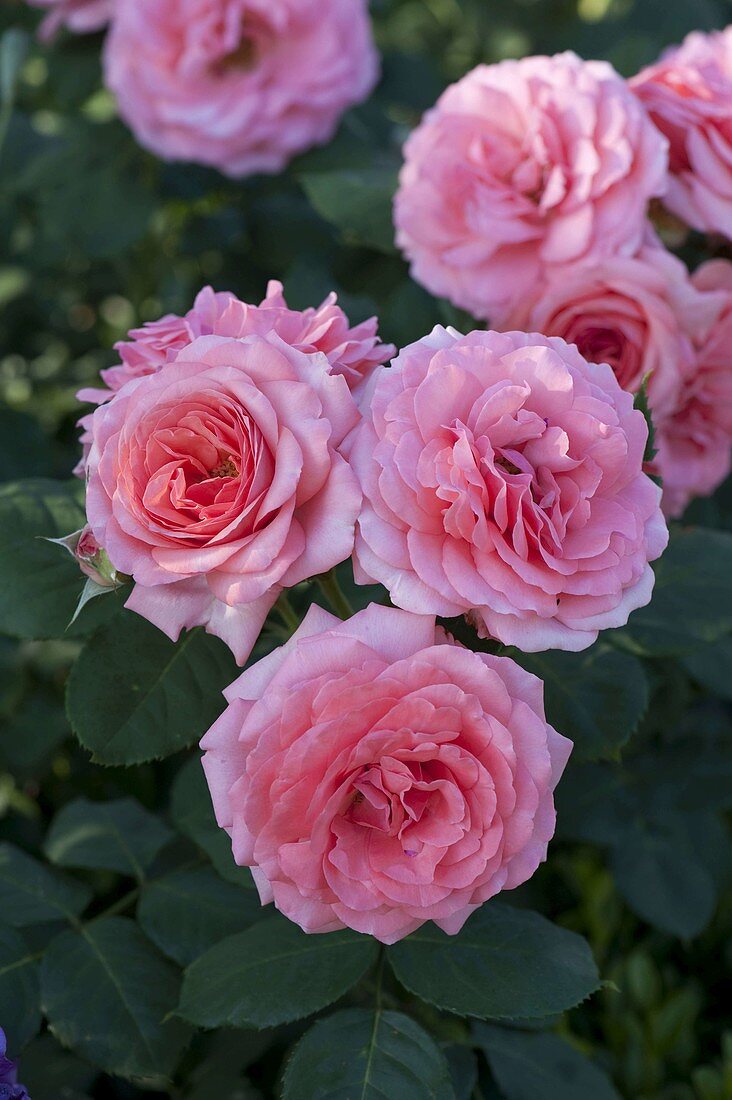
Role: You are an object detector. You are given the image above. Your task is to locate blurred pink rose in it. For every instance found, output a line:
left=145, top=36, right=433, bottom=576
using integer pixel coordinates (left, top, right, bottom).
left=495, top=244, right=714, bottom=422
left=346, top=327, right=667, bottom=652
left=28, top=0, right=111, bottom=39
left=103, top=0, right=379, bottom=177
left=631, top=28, right=732, bottom=239
left=85, top=333, right=361, bottom=662
left=76, top=282, right=393, bottom=474
left=201, top=603, right=572, bottom=942
left=394, top=52, right=668, bottom=320
left=656, top=259, right=732, bottom=517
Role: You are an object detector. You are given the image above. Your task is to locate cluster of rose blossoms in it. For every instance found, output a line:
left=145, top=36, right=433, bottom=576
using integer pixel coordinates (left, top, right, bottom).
left=396, top=34, right=732, bottom=517
left=71, top=285, right=661, bottom=943
left=49, top=8, right=732, bottom=942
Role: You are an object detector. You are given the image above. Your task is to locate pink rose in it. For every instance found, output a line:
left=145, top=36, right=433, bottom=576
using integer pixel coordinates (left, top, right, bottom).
left=656, top=259, right=732, bottom=517
left=82, top=282, right=393, bottom=402
left=85, top=332, right=361, bottom=662
left=346, top=327, right=668, bottom=652
left=494, top=244, right=714, bottom=422
left=103, top=0, right=379, bottom=177
left=28, top=0, right=111, bottom=39
left=631, top=28, right=732, bottom=239
left=201, top=603, right=572, bottom=943
left=76, top=282, right=394, bottom=474
left=394, top=52, right=668, bottom=320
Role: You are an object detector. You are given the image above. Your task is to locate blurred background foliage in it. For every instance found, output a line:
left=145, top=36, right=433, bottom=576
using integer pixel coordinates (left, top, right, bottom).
left=0, top=0, right=731, bottom=1097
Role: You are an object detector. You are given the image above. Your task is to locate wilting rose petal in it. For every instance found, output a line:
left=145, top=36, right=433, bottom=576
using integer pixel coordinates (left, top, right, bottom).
left=104, top=0, right=379, bottom=177
left=200, top=603, right=572, bottom=943
left=346, top=327, right=668, bottom=652
left=631, top=27, right=732, bottom=239
left=395, top=52, right=668, bottom=320
left=85, top=332, right=361, bottom=663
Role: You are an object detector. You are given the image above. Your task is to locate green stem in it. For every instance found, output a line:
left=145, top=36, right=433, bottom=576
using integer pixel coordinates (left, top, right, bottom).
left=275, top=591, right=300, bottom=633
left=317, top=569, right=354, bottom=620
left=373, top=946, right=386, bottom=1013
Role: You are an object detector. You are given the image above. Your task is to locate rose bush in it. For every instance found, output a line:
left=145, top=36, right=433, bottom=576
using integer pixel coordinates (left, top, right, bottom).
left=2, top=2, right=732, bottom=1098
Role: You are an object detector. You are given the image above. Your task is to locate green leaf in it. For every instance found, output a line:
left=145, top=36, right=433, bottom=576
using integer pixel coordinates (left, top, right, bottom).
left=178, top=918, right=379, bottom=1029
left=519, top=646, right=648, bottom=760
left=282, top=1008, right=456, bottom=1100
left=680, top=637, right=732, bottom=701
left=612, top=528, right=732, bottom=656
left=18, top=1033, right=97, bottom=1100
left=0, top=842, right=92, bottom=926
left=184, top=1030, right=271, bottom=1100
left=0, top=407, right=52, bottom=484
left=300, top=165, right=399, bottom=254
left=473, top=1024, right=622, bottom=1100
left=633, top=378, right=657, bottom=466
left=44, top=797, right=174, bottom=880
left=0, top=29, right=29, bottom=110
left=170, top=756, right=253, bottom=887
left=67, top=609, right=238, bottom=765
left=443, top=1045, right=479, bottom=1100
left=0, top=479, right=124, bottom=640
left=0, top=925, right=41, bottom=1051
left=41, top=917, right=192, bottom=1081
left=388, top=904, right=600, bottom=1020
left=0, top=691, right=69, bottom=776
left=138, top=866, right=263, bottom=966
left=609, top=814, right=718, bottom=939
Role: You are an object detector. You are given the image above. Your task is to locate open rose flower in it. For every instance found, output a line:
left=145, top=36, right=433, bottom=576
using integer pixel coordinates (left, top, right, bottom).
left=201, top=603, right=572, bottom=943
left=656, top=259, right=732, bottom=517
left=28, top=0, right=111, bottom=39
left=494, top=244, right=716, bottom=423
left=346, top=327, right=668, bottom=652
left=76, top=282, right=393, bottom=474
left=394, top=52, right=668, bottom=320
left=104, top=0, right=379, bottom=177
left=85, top=332, right=361, bottom=662
left=631, top=28, right=732, bottom=239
